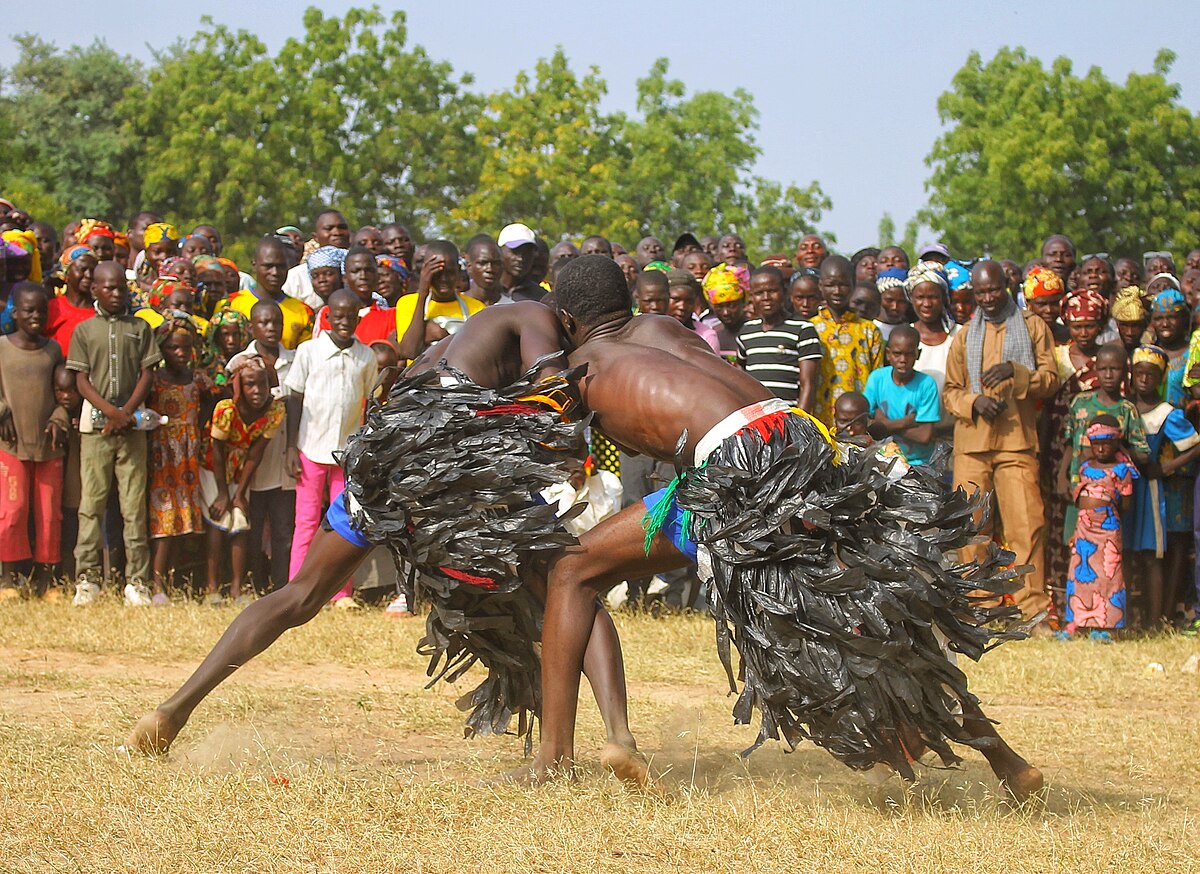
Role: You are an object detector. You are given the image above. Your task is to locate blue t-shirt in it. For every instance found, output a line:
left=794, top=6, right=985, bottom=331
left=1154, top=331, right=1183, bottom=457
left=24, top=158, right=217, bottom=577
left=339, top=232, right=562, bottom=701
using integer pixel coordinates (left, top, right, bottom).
left=864, top=366, right=941, bottom=464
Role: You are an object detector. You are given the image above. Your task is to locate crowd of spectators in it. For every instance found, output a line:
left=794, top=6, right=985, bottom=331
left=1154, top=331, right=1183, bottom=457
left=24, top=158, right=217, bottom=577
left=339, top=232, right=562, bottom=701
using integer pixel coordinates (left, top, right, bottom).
left=1, top=197, right=1198, bottom=639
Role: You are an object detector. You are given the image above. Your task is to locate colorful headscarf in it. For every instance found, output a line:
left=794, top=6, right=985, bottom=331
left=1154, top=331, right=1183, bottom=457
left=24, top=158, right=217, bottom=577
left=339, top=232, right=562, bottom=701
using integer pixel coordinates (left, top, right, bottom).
left=1062, top=288, right=1107, bottom=323
left=1085, top=421, right=1120, bottom=442
left=159, top=256, right=196, bottom=282
left=2, top=229, right=41, bottom=283
left=153, top=312, right=197, bottom=347
left=217, top=257, right=239, bottom=273
left=1023, top=265, right=1064, bottom=300
left=1151, top=288, right=1187, bottom=315
left=944, top=259, right=972, bottom=292
left=148, top=277, right=195, bottom=311
left=1131, top=344, right=1168, bottom=372
left=143, top=222, right=180, bottom=247
left=224, top=351, right=269, bottom=405
left=78, top=219, right=115, bottom=244
left=192, top=255, right=223, bottom=274
left=307, top=246, right=347, bottom=275
left=643, top=260, right=670, bottom=274
left=1111, top=286, right=1148, bottom=323
left=702, top=262, right=749, bottom=305
left=200, top=309, right=251, bottom=386
left=899, top=264, right=939, bottom=295
left=59, top=244, right=92, bottom=266
left=112, top=230, right=128, bottom=249
left=376, top=254, right=409, bottom=280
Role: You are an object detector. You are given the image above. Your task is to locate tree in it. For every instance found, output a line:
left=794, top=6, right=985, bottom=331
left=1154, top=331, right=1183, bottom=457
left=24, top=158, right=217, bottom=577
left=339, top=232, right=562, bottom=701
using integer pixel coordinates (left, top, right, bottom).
left=0, top=35, right=145, bottom=224
left=734, top=178, right=829, bottom=256
left=922, top=47, right=1200, bottom=260
left=448, top=48, right=628, bottom=241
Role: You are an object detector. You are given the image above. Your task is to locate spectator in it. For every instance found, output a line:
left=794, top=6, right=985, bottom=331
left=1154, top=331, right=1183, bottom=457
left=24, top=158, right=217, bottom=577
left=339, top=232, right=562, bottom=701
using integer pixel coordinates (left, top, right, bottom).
left=283, top=210, right=351, bottom=309
left=284, top=288, right=377, bottom=604
left=381, top=223, right=416, bottom=267
left=811, top=255, right=884, bottom=426
left=864, top=325, right=940, bottom=465
left=580, top=235, right=612, bottom=258
left=0, top=283, right=69, bottom=596
left=874, top=270, right=910, bottom=341
left=217, top=237, right=314, bottom=349
left=66, top=261, right=162, bottom=606
left=314, top=246, right=394, bottom=344
left=943, top=260, right=1059, bottom=622
left=1063, top=414, right=1137, bottom=639
left=906, top=261, right=957, bottom=395
left=1127, top=345, right=1200, bottom=628
left=666, top=270, right=720, bottom=355
left=243, top=300, right=296, bottom=593
left=147, top=316, right=209, bottom=599
left=736, top=266, right=822, bottom=411
left=497, top=223, right=543, bottom=302
left=1147, top=285, right=1189, bottom=406
left=463, top=235, right=505, bottom=305
left=788, top=269, right=822, bottom=320
left=848, top=282, right=881, bottom=322
left=702, top=263, right=748, bottom=364
left=1111, top=285, right=1150, bottom=359
left=201, top=354, right=284, bottom=604
left=794, top=234, right=827, bottom=269
left=45, top=246, right=97, bottom=356
left=682, top=250, right=712, bottom=285
left=376, top=254, right=409, bottom=305
left=53, top=364, right=83, bottom=585
left=395, top=240, right=484, bottom=362
left=877, top=246, right=910, bottom=272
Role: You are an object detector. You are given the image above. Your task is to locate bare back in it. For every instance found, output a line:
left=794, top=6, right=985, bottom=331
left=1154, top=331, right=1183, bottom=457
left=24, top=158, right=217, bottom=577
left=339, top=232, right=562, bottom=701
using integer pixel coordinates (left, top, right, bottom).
left=407, top=301, right=565, bottom=389
left=571, top=315, right=773, bottom=464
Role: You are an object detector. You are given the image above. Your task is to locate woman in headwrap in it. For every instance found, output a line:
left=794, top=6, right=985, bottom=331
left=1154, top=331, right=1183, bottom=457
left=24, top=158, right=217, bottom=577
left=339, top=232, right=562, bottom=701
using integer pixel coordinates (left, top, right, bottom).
left=701, top=262, right=749, bottom=364
left=77, top=220, right=116, bottom=263
left=375, top=253, right=409, bottom=305
left=1148, top=284, right=1190, bottom=407
left=905, top=261, right=957, bottom=394
left=1111, top=285, right=1150, bottom=360
left=2, top=229, right=42, bottom=284
left=1126, top=344, right=1200, bottom=628
left=1023, top=265, right=1068, bottom=345
left=159, top=256, right=196, bottom=285
left=1039, top=286, right=1107, bottom=613
left=45, top=246, right=98, bottom=355
left=192, top=255, right=227, bottom=318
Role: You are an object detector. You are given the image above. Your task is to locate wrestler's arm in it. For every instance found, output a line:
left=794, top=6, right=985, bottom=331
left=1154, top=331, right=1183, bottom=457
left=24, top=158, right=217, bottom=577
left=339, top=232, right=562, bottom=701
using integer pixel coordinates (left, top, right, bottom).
left=520, top=306, right=570, bottom=379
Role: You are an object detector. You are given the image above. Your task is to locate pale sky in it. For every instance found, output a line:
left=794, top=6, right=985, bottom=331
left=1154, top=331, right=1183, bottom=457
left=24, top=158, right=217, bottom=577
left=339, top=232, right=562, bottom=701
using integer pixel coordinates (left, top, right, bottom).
left=5, top=1, right=1198, bottom=248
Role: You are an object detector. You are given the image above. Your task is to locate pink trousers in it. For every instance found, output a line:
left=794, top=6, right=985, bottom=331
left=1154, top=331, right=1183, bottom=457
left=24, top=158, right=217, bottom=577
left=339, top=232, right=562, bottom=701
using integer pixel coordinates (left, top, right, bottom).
left=289, top=452, right=352, bottom=600
left=0, top=451, right=64, bottom=564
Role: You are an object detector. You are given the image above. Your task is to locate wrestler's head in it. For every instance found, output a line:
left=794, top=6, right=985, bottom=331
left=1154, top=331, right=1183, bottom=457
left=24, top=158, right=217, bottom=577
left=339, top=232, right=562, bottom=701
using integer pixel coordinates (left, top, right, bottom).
left=553, top=255, right=633, bottom=350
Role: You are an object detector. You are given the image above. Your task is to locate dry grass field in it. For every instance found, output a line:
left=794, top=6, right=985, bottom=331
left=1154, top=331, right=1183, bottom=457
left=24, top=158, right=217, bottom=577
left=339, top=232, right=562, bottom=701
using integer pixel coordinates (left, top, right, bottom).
left=1, top=596, right=1198, bottom=873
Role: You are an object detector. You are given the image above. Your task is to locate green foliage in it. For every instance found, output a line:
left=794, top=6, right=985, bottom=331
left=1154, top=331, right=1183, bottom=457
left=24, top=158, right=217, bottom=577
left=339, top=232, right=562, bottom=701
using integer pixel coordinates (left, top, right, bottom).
left=1, top=35, right=145, bottom=224
left=923, top=47, right=1200, bottom=261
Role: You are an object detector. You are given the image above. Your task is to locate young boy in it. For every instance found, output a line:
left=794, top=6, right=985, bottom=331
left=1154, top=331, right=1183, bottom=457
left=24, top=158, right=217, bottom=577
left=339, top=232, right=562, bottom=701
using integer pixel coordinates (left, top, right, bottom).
left=54, top=363, right=84, bottom=586
left=216, top=236, right=313, bottom=350
left=863, top=326, right=941, bottom=465
left=284, top=288, right=378, bottom=603
left=243, top=299, right=296, bottom=593
left=394, top=240, right=484, bottom=362
left=736, top=266, right=823, bottom=411
left=315, top=246, right=395, bottom=344
left=66, top=261, right=162, bottom=605
left=0, top=284, right=70, bottom=596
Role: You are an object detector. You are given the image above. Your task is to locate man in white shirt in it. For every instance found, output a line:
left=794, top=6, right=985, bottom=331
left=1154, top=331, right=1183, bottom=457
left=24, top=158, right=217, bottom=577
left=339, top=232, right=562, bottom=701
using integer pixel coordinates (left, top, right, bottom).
left=282, top=210, right=352, bottom=309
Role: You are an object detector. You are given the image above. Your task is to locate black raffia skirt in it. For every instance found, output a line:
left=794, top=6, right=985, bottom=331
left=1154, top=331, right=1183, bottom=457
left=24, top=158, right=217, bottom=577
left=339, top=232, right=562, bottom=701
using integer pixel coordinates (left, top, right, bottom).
left=339, top=362, right=585, bottom=750
left=670, top=409, right=1029, bottom=778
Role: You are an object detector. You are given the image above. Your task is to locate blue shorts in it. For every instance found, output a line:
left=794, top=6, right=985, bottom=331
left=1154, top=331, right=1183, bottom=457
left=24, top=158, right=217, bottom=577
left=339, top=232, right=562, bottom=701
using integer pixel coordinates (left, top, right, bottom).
left=643, top=488, right=698, bottom=562
left=324, top=490, right=372, bottom=549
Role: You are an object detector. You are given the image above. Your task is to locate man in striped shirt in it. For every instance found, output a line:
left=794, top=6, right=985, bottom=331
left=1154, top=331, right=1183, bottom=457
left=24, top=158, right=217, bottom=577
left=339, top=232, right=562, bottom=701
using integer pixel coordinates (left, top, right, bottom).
left=736, top=266, right=822, bottom=411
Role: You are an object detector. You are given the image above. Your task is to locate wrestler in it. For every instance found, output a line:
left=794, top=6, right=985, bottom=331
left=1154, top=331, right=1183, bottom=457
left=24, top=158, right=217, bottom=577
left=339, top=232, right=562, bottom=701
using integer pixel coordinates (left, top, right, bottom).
left=126, top=300, right=643, bottom=780
left=524, top=255, right=1044, bottom=799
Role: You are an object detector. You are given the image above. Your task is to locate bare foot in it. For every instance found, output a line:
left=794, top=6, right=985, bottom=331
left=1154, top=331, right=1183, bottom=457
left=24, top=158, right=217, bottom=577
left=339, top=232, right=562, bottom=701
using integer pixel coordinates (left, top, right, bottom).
left=126, top=709, right=182, bottom=755
left=1000, top=764, right=1045, bottom=802
left=600, top=742, right=649, bottom=787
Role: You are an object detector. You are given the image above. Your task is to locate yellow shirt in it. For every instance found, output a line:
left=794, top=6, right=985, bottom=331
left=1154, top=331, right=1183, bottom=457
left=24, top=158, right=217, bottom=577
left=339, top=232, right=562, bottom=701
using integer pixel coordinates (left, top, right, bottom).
left=394, top=292, right=486, bottom=342
left=216, top=291, right=314, bottom=350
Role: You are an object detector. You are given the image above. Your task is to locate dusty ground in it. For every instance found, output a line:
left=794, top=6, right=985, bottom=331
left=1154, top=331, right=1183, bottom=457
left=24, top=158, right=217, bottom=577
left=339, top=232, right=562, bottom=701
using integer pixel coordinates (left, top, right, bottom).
left=1, top=597, right=1198, bottom=873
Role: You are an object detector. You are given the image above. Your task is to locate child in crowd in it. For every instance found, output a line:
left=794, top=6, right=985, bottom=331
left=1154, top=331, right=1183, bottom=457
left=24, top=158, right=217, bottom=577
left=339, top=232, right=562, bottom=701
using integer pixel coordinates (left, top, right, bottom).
left=863, top=326, right=941, bottom=465
left=848, top=282, right=881, bottom=322
left=1126, top=345, right=1200, bottom=627
left=53, top=364, right=83, bottom=585
left=306, top=246, right=346, bottom=308
left=285, top=288, right=378, bottom=604
left=0, top=283, right=69, bottom=596
left=314, top=246, right=394, bottom=344
left=148, top=316, right=210, bottom=598
left=788, top=269, right=822, bottom=320
left=201, top=354, right=284, bottom=604
left=1061, top=344, right=1150, bottom=588
left=244, top=300, right=296, bottom=593
left=1063, top=414, right=1138, bottom=639
left=874, top=270, right=911, bottom=341
left=832, top=391, right=872, bottom=447
left=66, top=262, right=161, bottom=606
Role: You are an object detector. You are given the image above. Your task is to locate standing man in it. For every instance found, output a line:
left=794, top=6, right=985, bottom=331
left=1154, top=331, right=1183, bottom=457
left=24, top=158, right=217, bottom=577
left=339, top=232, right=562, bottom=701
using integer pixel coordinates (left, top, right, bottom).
left=794, top=234, right=828, bottom=269
left=382, top=223, right=416, bottom=267
left=634, top=236, right=666, bottom=268
left=943, top=261, right=1060, bottom=622
left=216, top=237, right=314, bottom=349
left=1041, top=234, right=1076, bottom=288
left=736, top=267, right=821, bottom=411
left=283, top=210, right=351, bottom=309
left=810, top=255, right=884, bottom=426
left=580, top=235, right=612, bottom=258
left=464, top=234, right=506, bottom=305
left=497, top=223, right=543, bottom=302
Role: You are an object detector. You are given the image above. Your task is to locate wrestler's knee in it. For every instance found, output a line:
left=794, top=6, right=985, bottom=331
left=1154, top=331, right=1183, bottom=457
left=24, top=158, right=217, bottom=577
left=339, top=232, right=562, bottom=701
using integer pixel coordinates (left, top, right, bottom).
left=546, top=550, right=609, bottom=599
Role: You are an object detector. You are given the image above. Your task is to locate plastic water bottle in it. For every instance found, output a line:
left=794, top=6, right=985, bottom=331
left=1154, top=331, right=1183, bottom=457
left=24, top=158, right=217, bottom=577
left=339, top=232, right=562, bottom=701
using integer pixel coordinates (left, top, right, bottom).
left=89, top=407, right=168, bottom=431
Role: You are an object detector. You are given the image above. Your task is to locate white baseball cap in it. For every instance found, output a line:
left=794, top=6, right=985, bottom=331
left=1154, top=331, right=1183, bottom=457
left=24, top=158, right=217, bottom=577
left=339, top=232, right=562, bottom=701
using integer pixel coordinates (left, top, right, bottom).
left=497, top=222, right=537, bottom=249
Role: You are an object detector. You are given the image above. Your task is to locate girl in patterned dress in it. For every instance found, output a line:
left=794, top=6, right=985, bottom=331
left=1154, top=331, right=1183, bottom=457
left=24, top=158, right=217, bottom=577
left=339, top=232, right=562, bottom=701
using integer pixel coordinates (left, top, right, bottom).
left=1064, top=415, right=1138, bottom=639
left=148, top=316, right=212, bottom=598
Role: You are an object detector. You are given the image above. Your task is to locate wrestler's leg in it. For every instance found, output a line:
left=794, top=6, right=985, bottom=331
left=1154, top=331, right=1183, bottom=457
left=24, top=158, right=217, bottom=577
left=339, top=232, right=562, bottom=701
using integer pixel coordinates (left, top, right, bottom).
left=959, top=699, right=1044, bottom=801
left=523, top=570, right=635, bottom=751
left=126, top=529, right=371, bottom=754
left=525, top=503, right=687, bottom=782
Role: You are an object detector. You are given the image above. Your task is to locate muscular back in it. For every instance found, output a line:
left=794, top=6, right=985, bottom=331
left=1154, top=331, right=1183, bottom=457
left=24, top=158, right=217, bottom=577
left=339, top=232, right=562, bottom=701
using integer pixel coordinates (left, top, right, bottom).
left=571, top=314, right=773, bottom=464
left=407, top=301, right=565, bottom=389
